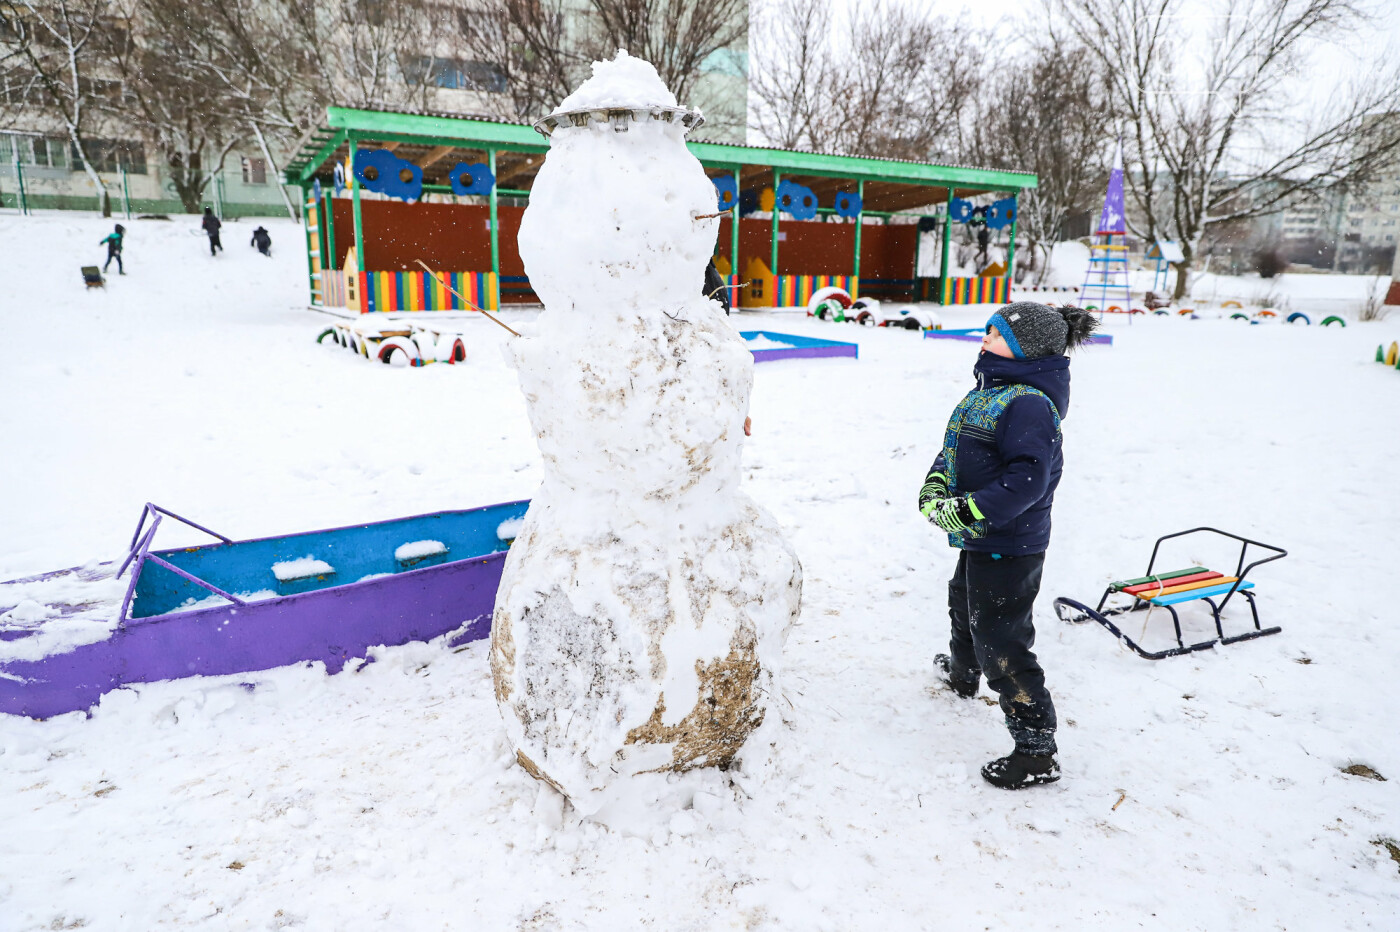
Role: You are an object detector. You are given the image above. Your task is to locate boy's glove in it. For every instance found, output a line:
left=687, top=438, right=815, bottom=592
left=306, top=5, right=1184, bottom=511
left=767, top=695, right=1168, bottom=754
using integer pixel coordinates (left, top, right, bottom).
left=927, top=495, right=983, bottom=533
left=918, top=470, right=949, bottom=515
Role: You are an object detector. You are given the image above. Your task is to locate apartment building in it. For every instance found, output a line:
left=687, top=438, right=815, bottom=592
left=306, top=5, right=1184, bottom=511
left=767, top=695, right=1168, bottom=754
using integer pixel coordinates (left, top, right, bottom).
left=1, top=2, right=748, bottom=217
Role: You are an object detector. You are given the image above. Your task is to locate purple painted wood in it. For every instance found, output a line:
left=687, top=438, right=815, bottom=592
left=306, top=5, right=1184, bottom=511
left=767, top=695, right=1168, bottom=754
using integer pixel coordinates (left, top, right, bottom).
left=0, top=502, right=526, bottom=719
left=0, top=557, right=505, bottom=719
left=739, top=330, right=859, bottom=363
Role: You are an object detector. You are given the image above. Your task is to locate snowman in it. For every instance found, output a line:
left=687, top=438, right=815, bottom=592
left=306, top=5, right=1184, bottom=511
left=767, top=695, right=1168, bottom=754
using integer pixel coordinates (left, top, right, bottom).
left=490, top=51, right=803, bottom=819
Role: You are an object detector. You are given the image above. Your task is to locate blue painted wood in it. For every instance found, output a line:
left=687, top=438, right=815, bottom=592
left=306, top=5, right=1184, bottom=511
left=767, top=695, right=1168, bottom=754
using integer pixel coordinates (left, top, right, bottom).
left=1148, top=579, right=1255, bottom=606
left=133, top=503, right=529, bottom=618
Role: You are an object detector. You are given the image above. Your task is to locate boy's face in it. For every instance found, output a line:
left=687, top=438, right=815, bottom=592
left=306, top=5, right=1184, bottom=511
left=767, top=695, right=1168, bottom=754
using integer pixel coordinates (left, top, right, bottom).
left=982, top=325, right=1015, bottom=358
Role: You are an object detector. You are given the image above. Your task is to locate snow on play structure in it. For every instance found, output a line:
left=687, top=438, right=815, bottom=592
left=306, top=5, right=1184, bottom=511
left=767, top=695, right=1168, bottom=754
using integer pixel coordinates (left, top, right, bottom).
left=491, top=52, right=803, bottom=820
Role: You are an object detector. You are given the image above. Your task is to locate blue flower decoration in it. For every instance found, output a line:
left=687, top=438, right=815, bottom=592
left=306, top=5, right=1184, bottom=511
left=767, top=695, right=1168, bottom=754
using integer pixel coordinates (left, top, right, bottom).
left=353, top=149, right=422, bottom=202
left=776, top=179, right=818, bottom=220
left=448, top=162, right=495, bottom=197
left=833, top=191, right=862, bottom=218
left=712, top=175, right=738, bottom=211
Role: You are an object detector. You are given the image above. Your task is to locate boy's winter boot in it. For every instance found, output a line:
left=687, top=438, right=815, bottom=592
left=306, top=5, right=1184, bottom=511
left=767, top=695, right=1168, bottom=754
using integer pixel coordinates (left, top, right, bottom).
left=981, top=751, right=1061, bottom=789
left=933, top=653, right=979, bottom=699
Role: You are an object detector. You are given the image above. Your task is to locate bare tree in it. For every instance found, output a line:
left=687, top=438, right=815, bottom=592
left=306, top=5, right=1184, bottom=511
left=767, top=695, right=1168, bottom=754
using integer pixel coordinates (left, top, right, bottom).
left=0, top=0, right=115, bottom=213
left=970, top=36, right=1114, bottom=285
left=1052, top=0, right=1400, bottom=299
left=454, top=0, right=748, bottom=133
left=750, top=0, right=983, bottom=160
left=105, top=0, right=252, bottom=213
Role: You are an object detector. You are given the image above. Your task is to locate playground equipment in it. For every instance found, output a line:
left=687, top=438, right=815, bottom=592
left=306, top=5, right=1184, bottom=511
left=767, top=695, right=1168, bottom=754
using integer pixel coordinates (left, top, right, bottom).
left=1380, top=341, right=1400, bottom=367
left=284, top=107, right=1035, bottom=312
left=807, top=286, right=854, bottom=321
left=1079, top=141, right=1132, bottom=310
left=1322, top=315, right=1346, bottom=327
left=740, top=331, right=858, bottom=362
left=0, top=500, right=531, bottom=718
left=805, top=290, right=940, bottom=330
left=317, top=319, right=467, bottom=366
left=1145, top=242, right=1183, bottom=294
left=1053, top=528, right=1286, bottom=660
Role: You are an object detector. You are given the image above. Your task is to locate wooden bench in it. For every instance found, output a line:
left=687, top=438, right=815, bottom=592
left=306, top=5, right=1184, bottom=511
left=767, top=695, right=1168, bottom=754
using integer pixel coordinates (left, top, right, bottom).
left=1054, top=529, right=1285, bottom=659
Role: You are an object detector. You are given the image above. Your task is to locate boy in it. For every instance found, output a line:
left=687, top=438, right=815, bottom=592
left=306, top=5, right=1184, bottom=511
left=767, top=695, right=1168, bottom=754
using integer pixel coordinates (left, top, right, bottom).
left=919, top=302, right=1096, bottom=789
left=202, top=207, right=223, bottom=256
left=100, top=223, right=125, bottom=275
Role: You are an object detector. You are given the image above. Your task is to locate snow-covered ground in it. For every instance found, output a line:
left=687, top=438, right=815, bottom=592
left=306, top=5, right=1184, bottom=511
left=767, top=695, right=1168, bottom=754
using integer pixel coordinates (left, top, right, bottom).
left=1019, top=239, right=1389, bottom=316
left=2, top=213, right=1399, bottom=930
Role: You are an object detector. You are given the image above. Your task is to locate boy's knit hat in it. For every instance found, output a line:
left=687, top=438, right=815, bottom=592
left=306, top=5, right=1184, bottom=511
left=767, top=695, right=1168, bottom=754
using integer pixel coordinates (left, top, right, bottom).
left=986, top=302, right=1097, bottom=358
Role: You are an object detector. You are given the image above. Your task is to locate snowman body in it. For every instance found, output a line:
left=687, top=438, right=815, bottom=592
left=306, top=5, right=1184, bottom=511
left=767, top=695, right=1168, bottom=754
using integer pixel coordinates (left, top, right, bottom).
left=490, top=53, right=802, bottom=815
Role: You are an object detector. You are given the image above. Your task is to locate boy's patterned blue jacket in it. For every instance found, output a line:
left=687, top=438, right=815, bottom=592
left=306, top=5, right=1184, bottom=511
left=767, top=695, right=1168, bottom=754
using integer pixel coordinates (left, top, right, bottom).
left=926, top=352, right=1071, bottom=555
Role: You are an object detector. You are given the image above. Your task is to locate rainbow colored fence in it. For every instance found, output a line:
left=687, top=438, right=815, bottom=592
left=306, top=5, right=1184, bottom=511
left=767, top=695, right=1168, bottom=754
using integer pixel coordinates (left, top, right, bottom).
left=322, top=270, right=499, bottom=313
left=942, top=276, right=1009, bottom=305
left=774, top=274, right=859, bottom=308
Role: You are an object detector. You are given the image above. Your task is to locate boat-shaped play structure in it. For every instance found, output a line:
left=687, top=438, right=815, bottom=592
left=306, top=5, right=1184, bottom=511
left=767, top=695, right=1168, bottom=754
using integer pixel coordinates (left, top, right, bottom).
left=0, top=501, right=529, bottom=718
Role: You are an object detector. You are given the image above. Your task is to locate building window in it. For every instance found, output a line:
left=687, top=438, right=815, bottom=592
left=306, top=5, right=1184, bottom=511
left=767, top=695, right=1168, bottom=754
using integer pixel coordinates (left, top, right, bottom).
left=73, top=139, right=146, bottom=174
left=403, top=55, right=507, bottom=93
left=0, top=134, right=68, bottom=168
left=241, top=157, right=267, bottom=185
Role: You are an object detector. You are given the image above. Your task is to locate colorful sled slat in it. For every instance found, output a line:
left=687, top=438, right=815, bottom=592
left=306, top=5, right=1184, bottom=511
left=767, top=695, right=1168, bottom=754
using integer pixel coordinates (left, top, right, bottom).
left=1146, top=579, right=1254, bottom=607
left=1109, top=566, right=1207, bottom=591
left=355, top=271, right=499, bottom=313
left=941, top=276, right=1009, bottom=305
left=1121, top=571, right=1223, bottom=596
left=1132, top=575, right=1237, bottom=600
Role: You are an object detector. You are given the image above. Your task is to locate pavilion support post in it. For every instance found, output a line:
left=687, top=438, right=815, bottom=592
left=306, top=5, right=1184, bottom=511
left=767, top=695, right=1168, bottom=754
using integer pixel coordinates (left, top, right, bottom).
left=350, top=136, right=365, bottom=275
left=1006, top=192, right=1018, bottom=286
left=730, top=167, right=740, bottom=281
left=323, top=188, right=336, bottom=271
left=489, top=148, right=500, bottom=308
left=939, top=186, right=954, bottom=304
left=852, top=179, right=864, bottom=298
left=301, top=185, right=318, bottom=306
left=770, top=170, right=781, bottom=295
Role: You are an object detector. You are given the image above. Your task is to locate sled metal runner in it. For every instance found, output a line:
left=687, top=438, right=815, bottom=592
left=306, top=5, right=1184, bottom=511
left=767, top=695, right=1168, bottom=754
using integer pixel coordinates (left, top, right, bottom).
left=0, top=500, right=529, bottom=719
left=1053, top=528, right=1285, bottom=660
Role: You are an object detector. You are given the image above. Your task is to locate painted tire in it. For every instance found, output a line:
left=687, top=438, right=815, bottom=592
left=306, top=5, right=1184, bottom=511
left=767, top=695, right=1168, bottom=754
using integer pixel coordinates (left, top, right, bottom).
left=1256, top=309, right=1277, bottom=318
left=1107, top=305, right=1123, bottom=313
left=1286, top=312, right=1310, bottom=325
left=806, top=287, right=852, bottom=315
left=1177, top=308, right=1194, bottom=316
left=1129, top=308, right=1145, bottom=315
left=377, top=336, right=421, bottom=367
left=1222, top=300, right=1243, bottom=309
left=855, top=311, right=876, bottom=326
left=1321, top=315, right=1346, bottom=327
left=450, top=339, right=466, bottom=363
left=898, top=306, right=938, bottom=329
left=1154, top=309, right=1170, bottom=316
left=1085, top=305, right=1099, bottom=312
left=814, top=300, right=845, bottom=322
left=901, top=317, right=921, bottom=331
left=1230, top=313, right=1250, bottom=321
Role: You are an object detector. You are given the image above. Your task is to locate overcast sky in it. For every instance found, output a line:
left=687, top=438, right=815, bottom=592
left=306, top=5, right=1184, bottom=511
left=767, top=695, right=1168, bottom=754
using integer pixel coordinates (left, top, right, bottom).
left=809, top=0, right=1400, bottom=163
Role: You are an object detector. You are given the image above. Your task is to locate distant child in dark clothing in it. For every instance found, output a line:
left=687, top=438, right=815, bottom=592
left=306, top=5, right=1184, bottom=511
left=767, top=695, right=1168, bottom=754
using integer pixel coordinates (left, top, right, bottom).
left=202, top=207, right=223, bottom=256
left=100, top=223, right=125, bottom=274
left=919, top=302, right=1097, bottom=789
left=250, top=226, right=272, bottom=257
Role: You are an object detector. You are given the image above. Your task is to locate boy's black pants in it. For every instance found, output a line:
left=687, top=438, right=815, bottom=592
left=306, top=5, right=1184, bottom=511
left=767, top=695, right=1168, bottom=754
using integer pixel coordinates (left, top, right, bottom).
left=104, top=247, right=122, bottom=273
left=947, top=549, right=1057, bottom=755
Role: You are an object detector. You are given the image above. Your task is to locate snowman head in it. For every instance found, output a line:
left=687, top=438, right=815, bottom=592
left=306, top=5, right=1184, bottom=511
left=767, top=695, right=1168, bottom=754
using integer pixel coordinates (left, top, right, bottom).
left=517, top=51, right=718, bottom=313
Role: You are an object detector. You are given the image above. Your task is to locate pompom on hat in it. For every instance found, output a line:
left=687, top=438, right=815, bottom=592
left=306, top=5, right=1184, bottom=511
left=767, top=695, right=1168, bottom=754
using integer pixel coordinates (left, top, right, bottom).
left=986, top=302, right=1098, bottom=358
